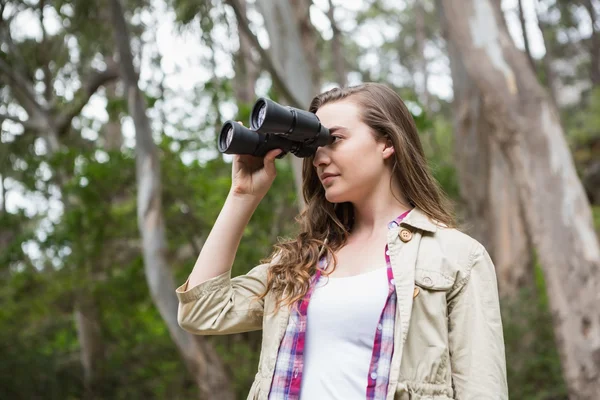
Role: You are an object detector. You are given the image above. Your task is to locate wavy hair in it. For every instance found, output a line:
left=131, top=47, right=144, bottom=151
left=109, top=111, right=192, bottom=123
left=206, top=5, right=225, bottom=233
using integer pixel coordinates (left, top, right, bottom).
left=257, top=83, right=455, bottom=311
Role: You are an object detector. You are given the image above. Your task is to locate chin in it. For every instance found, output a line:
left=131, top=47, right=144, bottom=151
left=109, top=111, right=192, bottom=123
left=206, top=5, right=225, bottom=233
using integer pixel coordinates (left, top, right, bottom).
left=324, top=187, right=351, bottom=204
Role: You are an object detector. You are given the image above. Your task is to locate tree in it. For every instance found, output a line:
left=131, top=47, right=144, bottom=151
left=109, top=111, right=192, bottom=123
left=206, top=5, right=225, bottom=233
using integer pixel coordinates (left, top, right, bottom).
left=439, top=0, right=600, bottom=396
left=108, top=0, right=234, bottom=398
left=0, top=1, right=122, bottom=395
left=227, top=0, right=320, bottom=210
left=445, top=37, right=534, bottom=297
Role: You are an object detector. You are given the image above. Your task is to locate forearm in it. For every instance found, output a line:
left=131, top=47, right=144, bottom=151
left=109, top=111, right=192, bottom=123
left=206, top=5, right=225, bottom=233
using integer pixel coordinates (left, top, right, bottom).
left=448, top=245, right=508, bottom=399
left=186, top=191, right=262, bottom=289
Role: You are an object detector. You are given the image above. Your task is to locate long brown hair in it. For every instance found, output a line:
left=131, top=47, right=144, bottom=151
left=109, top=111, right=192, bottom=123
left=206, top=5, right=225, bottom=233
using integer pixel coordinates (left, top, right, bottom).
left=258, top=83, right=455, bottom=310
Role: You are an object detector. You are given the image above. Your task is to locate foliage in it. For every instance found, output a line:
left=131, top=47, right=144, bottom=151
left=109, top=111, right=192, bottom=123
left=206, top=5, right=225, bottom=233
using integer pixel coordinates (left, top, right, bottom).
left=502, top=263, right=569, bottom=400
left=1, top=0, right=598, bottom=398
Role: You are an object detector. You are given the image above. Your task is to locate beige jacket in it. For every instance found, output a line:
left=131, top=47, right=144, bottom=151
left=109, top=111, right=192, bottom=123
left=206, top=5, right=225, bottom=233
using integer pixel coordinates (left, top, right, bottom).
left=176, top=208, right=508, bottom=399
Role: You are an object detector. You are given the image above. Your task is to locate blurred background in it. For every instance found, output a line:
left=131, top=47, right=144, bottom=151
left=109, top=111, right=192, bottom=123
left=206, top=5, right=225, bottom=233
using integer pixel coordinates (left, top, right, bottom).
left=1, top=0, right=599, bottom=399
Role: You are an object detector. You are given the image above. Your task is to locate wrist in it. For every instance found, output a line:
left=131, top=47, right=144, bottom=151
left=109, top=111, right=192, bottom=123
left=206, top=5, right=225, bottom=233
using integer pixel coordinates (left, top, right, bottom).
left=227, top=190, right=264, bottom=207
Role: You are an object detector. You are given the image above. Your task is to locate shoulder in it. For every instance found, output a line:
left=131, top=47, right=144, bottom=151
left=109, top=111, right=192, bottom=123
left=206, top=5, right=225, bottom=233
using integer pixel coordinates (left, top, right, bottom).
left=413, top=222, right=488, bottom=288
left=403, top=208, right=484, bottom=270
left=428, top=225, right=486, bottom=269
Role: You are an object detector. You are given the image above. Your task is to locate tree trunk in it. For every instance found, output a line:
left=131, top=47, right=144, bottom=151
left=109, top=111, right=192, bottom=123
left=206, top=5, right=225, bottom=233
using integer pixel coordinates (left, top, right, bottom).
left=103, top=55, right=124, bottom=151
left=415, top=0, right=430, bottom=110
left=74, top=292, right=105, bottom=399
left=255, top=0, right=321, bottom=210
left=108, top=1, right=234, bottom=398
left=232, top=0, right=259, bottom=104
left=440, top=0, right=600, bottom=397
left=517, top=0, right=536, bottom=71
left=446, top=34, right=534, bottom=298
left=535, top=2, right=559, bottom=105
left=290, top=0, right=321, bottom=96
left=327, top=0, right=346, bottom=87
left=582, top=0, right=600, bottom=86
left=2, top=7, right=119, bottom=396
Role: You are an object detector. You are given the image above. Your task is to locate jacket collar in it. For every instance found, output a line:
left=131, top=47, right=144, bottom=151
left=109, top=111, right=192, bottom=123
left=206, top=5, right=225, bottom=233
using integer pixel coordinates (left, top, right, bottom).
left=400, top=207, right=439, bottom=233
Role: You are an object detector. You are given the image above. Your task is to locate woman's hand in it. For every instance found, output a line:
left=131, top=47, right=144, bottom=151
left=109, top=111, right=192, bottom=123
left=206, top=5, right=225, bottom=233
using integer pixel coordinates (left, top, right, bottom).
left=230, top=122, right=283, bottom=200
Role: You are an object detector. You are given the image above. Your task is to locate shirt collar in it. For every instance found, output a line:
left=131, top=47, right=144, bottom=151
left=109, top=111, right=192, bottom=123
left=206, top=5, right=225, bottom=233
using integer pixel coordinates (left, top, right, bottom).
left=394, top=207, right=440, bottom=233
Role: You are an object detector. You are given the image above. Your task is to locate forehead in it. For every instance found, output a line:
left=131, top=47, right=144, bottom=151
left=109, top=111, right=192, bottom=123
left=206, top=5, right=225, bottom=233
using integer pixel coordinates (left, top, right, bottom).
left=315, top=99, right=362, bottom=128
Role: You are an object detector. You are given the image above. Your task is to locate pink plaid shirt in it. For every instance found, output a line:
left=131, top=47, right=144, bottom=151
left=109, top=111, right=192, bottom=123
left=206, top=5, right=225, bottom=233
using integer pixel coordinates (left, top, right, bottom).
left=268, top=210, right=410, bottom=400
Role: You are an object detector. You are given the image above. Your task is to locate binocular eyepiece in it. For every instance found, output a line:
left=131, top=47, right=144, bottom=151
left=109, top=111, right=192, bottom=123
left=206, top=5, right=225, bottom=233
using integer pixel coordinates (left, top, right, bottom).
left=217, top=98, right=333, bottom=158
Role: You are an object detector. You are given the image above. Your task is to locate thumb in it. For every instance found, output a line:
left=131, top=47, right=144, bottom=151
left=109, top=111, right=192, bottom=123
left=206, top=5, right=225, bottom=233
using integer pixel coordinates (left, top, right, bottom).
left=265, top=148, right=283, bottom=161
left=263, top=149, right=282, bottom=175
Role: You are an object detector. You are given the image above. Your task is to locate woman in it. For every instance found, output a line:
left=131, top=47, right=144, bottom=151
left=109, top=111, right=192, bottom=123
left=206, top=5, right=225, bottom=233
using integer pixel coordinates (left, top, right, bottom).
left=176, top=83, right=508, bottom=399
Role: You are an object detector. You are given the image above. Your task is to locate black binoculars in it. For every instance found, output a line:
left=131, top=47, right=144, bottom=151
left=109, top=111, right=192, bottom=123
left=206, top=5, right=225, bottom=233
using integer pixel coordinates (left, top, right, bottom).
left=217, top=98, right=333, bottom=158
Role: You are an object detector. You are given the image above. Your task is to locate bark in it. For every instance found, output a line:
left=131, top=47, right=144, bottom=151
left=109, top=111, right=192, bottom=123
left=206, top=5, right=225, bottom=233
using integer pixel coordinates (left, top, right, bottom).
left=74, top=292, right=105, bottom=399
left=0, top=57, right=48, bottom=120
left=255, top=0, right=321, bottom=210
left=0, top=174, right=4, bottom=215
left=290, top=0, right=321, bottom=96
left=226, top=0, right=304, bottom=108
left=39, top=0, right=54, bottom=104
left=535, top=2, right=559, bottom=105
left=582, top=0, right=600, bottom=86
left=103, top=55, right=124, bottom=151
left=415, top=0, right=430, bottom=110
left=440, top=0, right=600, bottom=396
left=327, top=0, right=346, bottom=87
left=446, top=33, right=534, bottom=298
left=517, top=0, right=536, bottom=71
left=108, top=0, right=234, bottom=398
left=232, top=0, right=259, bottom=104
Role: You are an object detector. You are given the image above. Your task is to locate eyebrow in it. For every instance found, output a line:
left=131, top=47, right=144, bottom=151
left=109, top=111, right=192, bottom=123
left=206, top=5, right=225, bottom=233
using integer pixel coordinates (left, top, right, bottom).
left=328, top=125, right=348, bottom=133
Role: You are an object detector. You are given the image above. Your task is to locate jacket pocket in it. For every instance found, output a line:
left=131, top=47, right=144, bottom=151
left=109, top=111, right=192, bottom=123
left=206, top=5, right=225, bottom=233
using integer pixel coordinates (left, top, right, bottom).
left=414, top=268, right=454, bottom=291
left=403, top=268, right=454, bottom=385
left=394, top=381, right=454, bottom=399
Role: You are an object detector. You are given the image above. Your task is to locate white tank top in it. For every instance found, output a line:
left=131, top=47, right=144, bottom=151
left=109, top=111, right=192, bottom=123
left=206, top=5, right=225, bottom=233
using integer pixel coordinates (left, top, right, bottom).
left=299, top=267, right=390, bottom=399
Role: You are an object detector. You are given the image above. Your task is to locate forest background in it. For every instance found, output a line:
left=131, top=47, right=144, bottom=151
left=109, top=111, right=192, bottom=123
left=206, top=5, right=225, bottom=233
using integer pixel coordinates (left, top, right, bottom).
left=1, top=0, right=600, bottom=398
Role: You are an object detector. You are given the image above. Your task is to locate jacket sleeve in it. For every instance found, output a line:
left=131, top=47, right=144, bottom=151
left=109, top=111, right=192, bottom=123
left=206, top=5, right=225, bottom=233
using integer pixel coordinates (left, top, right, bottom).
left=176, top=262, right=269, bottom=335
left=447, top=242, right=508, bottom=399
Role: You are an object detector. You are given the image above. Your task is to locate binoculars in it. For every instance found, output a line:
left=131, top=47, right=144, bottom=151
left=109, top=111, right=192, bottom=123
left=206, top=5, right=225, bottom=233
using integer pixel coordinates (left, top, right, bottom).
left=217, top=98, right=333, bottom=158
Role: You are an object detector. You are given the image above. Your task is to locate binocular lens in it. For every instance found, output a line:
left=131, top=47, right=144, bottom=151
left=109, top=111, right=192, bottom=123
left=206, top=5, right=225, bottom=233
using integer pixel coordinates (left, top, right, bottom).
left=225, top=127, right=234, bottom=148
left=219, top=125, right=235, bottom=152
left=255, top=103, right=267, bottom=128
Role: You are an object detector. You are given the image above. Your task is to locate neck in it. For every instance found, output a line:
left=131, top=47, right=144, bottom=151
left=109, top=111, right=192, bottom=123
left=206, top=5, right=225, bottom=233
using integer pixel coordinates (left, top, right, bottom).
left=349, top=178, right=411, bottom=239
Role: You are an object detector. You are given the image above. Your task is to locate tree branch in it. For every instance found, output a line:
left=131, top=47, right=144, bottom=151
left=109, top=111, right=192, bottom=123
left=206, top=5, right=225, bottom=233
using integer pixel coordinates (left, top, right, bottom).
left=39, top=0, right=54, bottom=104
left=55, top=65, right=120, bottom=136
left=225, top=0, right=304, bottom=108
left=0, top=57, right=46, bottom=117
left=327, top=0, right=347, bottom=87
left=0, top=17, right=30, bottom=84
left=0, top=112, right=39, bottom=130
left=109, top=0, right=138, bottom=86
left=0, top=173, right=5, bottom=215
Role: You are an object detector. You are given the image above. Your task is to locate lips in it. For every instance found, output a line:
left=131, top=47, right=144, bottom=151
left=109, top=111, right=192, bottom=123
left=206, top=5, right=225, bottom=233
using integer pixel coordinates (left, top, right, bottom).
left=320, top=173, right=339, bottom=184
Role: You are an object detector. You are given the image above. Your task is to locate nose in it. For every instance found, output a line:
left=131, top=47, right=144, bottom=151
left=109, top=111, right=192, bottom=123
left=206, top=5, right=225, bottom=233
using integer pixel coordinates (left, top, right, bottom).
left=312, top=145, right=331, bottom=169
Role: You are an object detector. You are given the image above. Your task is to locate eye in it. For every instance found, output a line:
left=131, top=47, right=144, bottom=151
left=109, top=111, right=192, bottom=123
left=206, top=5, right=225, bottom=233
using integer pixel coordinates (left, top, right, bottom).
left=331, top=135, right=342, bottom=143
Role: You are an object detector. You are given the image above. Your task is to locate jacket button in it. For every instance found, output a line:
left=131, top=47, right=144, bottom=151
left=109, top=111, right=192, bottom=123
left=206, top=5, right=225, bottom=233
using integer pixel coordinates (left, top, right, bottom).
left=423, top=277, right=432, bottom=286
left=399, top=229, right=413, bottom=242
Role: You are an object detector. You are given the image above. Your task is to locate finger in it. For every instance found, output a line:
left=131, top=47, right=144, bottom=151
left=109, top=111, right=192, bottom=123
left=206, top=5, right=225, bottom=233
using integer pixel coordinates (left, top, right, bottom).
left=265, top=149, right=283, bottom=161
left=236, top=120, right=245, bottom=126
left=263, top=149, right=282, bottom=176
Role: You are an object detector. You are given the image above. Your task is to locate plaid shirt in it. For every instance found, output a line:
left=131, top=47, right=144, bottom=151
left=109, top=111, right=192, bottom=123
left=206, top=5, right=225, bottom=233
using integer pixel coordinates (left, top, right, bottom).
left=268, top=210, right=410, bottom=400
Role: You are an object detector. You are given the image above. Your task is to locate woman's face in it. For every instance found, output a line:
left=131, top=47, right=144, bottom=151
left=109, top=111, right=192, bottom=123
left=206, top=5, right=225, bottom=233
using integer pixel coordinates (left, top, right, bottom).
left=313, top=99, right=394, bottom=204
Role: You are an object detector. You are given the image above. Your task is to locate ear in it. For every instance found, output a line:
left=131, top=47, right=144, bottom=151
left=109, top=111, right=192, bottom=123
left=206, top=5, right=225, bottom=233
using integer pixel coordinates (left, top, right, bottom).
left=382, top=138, right=395, bottom=160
